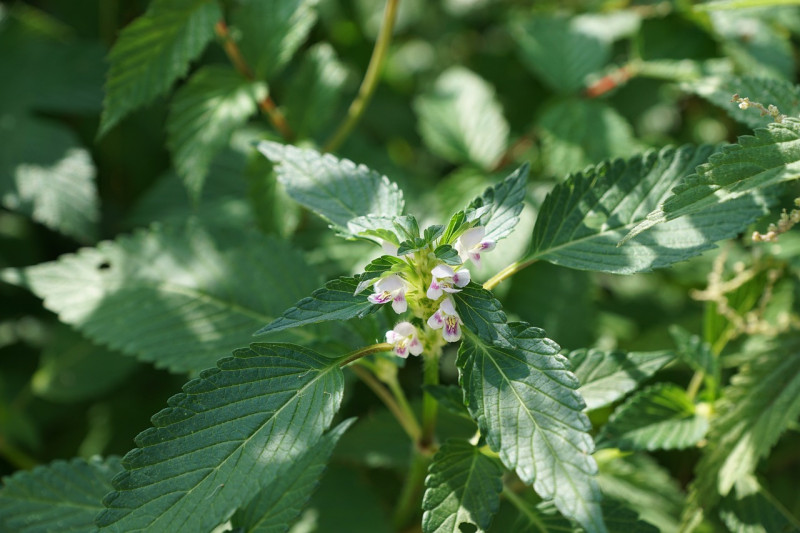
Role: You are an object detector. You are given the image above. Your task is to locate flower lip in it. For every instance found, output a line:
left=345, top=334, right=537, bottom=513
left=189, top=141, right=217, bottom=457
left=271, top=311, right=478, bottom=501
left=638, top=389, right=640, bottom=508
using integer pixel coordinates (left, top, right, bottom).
left=427, top=264, right=471, bottom=300
left=456, top=226, right=496, bottom=268
left=368, top=274, right=408, bottom=314
left=426, top=297, right=463, bottom=343
left=386, top=321, right=423, bottom=358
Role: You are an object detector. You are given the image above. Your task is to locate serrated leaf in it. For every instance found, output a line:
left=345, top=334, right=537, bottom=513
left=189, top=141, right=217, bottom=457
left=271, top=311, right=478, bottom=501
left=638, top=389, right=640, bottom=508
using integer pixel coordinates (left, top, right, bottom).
left=95, top=343, right=344, bottom=532
left=527, top=145, right=771, bottom=274
left=0, top=114, right=98, bottom=243
left=4, top=219, right=319, bottom=373
left=167, top=65, right=266, bottom=200
left=231, top=0, right=318, bottom=81
left=232, top=419, right=354, bottom=533
left=537, top=99, right=640, bottom=177
left=597, top=383, right=709, bottom=451
left=414, top=67, right=509, bottom=170
left=669, top=325, right=720, bottom=387
left=625, top=120, right=800, bottom=241
left=257, top=142, right=405, bottom=236
left=454, top=286, right=605, bottom=533
left=256, top=277, right=378, bottom=336
left=0, top=456, right=122, bottom=533
left=99, top=0, right=221, bottom=136
left=719, top=475, right=800, bottom=533
left=347, top=215, right=419, bottom=246
left=494, top=497, right=655, bottom=533
left=422, top=440, right=504, bottom=533
left=568, top=349, right=675, bottom=411
left=467, top=163, right=529, bottom=244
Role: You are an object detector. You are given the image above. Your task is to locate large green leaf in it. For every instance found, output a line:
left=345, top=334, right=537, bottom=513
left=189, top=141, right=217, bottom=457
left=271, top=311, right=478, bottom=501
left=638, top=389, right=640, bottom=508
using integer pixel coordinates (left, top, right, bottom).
left=3, top=219, right=319, bottom=373
left=0, top=456, right=122, bottom=533
left=414, top=67, right=509, bottom=170
left=422, top=440, right=504, bottom=533
left=669, top=326, right=720, bottom=387
left=527, top=145, right=771, bottom=274
left=490, top=498, right=655, bottom=533
left=597, top=383, right=709, bottom=451
left=231, top=0, right=318, bottom=80
left=719, top=475, right=800, bottom=533
left=454, top=285, right=605, bottom=533
left=568, top=349, right=675, bottom=411
left=0, top=114, right=98, bottom=243
left=625, top=120, right=800, bottom=242
left=256, top=142, right=405, bottom=236
left=166, top=66, right=266, bottom=200
left=99, top=0, right=221, bottom=136
left=466, top=163, right=529, bottom=243
left=231, top=419, right=354, bottom=533
left=95, top=343, right=345, bottom=532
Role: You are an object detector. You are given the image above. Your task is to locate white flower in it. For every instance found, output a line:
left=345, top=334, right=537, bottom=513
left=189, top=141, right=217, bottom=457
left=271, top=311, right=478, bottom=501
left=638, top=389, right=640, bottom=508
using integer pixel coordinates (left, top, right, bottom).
left=380, top=240, right=399, bottom=256
left=455, top=226, right=496, bottom=268
left=386, top=321, right=423, bottom=358
left=426, top=264, right=470, bottom=300
left=368, top=274, right=407, bottom=314
left=427, top=298, right=463, bottom=343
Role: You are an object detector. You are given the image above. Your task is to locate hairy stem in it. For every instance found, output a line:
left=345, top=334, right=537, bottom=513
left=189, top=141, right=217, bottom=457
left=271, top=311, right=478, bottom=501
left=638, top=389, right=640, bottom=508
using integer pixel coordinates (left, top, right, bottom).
left=323, top=0, right=400, bottom=152
left=340, top=342, right=394, bottom=367
left=483, top=258, right=537, bottom=291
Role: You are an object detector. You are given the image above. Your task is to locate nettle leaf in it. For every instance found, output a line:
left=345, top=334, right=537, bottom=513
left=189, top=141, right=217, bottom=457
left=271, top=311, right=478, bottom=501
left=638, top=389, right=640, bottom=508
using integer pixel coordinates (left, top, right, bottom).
left=454, top=285, right=605, bottom=533
left=687, top=335, right=800, bottom=521
left=669, top=325, right=719, bottom=386
left=414, top=67, right=509, bottom=170
left=347, top=215, right=420, bottom=246
left=467, top=164, right=529, bottom=243
left=256, top=277, right=379, bottom=336
left=0, top=456, right=122, bottom=533
left=625, top=120, right=800, bottom=243
left=597, top=383, right=709, bottom=451
left=422, top=440, right=504, bottom=533
left=497, top=498, right=654, bottom=533
left=96, top=344, right=344, bottom=532
left=0, top=114, right=98, bottom=243
left=719, top=475, right=800, bottom=533
left=527, top=145, right=770, bottom=274
left=231, top=419, right=354, bottom=533
left=99, top=0, right=221, bottom=136
left=3, top=219, right=319, bottom=373
left=166, top=65, right=266, bottom=200
left=257, top=142, right=405, bottom=236
left=231, top=0, right=318, bottom=81
left=567, top=349, right=675, bottom=411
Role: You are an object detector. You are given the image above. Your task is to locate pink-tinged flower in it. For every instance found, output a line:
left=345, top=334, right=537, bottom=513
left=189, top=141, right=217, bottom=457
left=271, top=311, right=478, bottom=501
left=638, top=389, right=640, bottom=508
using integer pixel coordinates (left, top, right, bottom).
left=455, top=226, right=496, bottom=268
left=380, top=240, right=399, bottom=256
left=386, top=321, right=423, bottom=358
left=427, top=298, right=463, bottom=342
left=426, top=264, right=470, bottom=300
left=368, top=274, right=407, bottom=314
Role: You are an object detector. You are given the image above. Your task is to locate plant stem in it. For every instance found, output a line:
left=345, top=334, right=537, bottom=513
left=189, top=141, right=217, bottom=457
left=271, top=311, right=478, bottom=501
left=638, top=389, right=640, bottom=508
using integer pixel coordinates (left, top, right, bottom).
left=392, top=448, right=432, bottom=530
left=349, top=364, right=422, bottom=442
left=483, top=258, right=537, bottom=291
left=420, top=351, right=440, bottom=448
left=686, top=370, right=705, bottom=402
left=0, top=437, right=37, bottom=470
left=323, top=0, right=400, bottom=153
left=214, top=20, right=294, bottom=140
left=339, top=342, right=394, bottom=367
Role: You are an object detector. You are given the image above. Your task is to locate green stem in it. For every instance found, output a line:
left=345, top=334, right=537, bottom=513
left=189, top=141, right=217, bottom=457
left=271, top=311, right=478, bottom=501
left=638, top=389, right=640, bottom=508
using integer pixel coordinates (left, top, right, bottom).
left=386, top=377, right=419, bottom=439
left=323, top=0, right=400, bottom=153
left=420, top=351, right=440, bottom=448
left=0, top=437, right=37, bottom=470
left=392, top=449, right=432, bottom=531
left=483, top=258, right=537, bottom=291
left=350, top=364, right=421, bottom=442
left=686, top=370, right=705, bottom=402
left=339, top=342, right=394, bottom=367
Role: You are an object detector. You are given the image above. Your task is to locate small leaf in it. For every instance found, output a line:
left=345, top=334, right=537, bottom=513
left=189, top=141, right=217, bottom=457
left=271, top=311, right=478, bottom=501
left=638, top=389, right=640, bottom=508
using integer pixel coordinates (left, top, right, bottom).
left=257, top=142, right=405, bottom=235
left=414, top=67, right=509, bottom=170
left=597, top=383, right=709, bottom=451
left=99, top=0, right=221, bottom=135
left=466, top=163, right=529, bottom=244
left=0, top=456, right=122, bottom=533
left=669, top=325, right=720, bottom=387
left=95, top=343, right=345, bottom=532
left=256, top=277, right=378, bottom=336
left=231, top=419, right=354, bottom=533
left=166, top=65, right=266, bottom=200
left=422, top=440, right=504, bottom=533
left=568, top=348, right=675, bottom=411
left=434, top=245, right=462, bottom=266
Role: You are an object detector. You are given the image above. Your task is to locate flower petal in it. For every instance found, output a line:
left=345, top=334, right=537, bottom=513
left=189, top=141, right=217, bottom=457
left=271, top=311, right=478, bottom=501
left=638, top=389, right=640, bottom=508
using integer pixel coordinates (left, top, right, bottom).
left=460, top=227, right=485, bottom=249
left=409, top=338, right=423, bottom=355
left=431, top=264, right=455, bottom=280
left=369, top=292, right=392, bottom=305
left=442, top=317, right=461, bottom=342
left=452, top=269, right=471, bottom=287
left=376, top=274, right=404, bottom=292
left=427, top=282, right=443, bottom=300
left=427, top=311, right=444, bottom=329
left=391, top=293, right=408, bottom=314
left=440, top=297, right=457, bottom=315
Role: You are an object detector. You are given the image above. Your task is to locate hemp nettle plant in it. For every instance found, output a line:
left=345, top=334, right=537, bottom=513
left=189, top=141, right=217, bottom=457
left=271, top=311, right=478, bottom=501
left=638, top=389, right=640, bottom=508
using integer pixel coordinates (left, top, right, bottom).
left=2, top=0, right=800, bottom=532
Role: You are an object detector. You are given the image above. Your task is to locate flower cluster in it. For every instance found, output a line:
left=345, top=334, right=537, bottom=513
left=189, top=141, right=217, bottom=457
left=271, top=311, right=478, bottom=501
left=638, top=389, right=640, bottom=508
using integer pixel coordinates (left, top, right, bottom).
left=367, top=226, right=496, bottom=358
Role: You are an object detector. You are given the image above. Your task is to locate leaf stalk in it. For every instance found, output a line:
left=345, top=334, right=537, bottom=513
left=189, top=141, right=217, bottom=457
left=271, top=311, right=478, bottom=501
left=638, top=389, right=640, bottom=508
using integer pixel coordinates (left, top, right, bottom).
left=483, top=258, right=537, bottom=291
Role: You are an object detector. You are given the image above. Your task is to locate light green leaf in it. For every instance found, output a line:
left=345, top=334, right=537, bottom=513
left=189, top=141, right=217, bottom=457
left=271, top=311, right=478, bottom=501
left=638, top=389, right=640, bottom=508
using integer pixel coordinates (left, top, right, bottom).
left=257, top=142, right=405, bottom=236
left=99, top=0, right=221, bottom=136
left=166, top=65, right=266, bottom=200
left=597, top=384, right=709, bottom=451
left=414, top=67, right=509, bottom=170
left=719, top=475, right=800, bottom=533
left=0, top=456, right=122, bottom=533
left=255, top=277, right=378, bottom=336
left=422, top=440, right=504, bottom=533
left=625, top=120, right=800, bottom=242
left=231, top=0, right=318, bottom=80
left=3, top=219, right=319, bottom=373
left=454, top=286, right=605, bottom=533
left=0, top=114, right=98, bottom=243
left=669, top=325, right=720, bottom=387
left=537, top=99, right=640, bottom=177
left=284, top=43, right=348, bottom=139
left=95, top=343, right=344, bottom=532
left=232, top=419, right=354, bottom=533
left=466, top=163, right=529, bottom=243
left=527, top=145, right=771, bottom=274
left=568, top=349, right=675, bottom=411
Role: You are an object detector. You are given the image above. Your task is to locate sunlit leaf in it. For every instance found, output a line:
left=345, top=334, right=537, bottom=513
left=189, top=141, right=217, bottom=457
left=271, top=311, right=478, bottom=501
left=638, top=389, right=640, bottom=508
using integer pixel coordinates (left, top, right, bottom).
left=466, top=163, right=529, bottom=243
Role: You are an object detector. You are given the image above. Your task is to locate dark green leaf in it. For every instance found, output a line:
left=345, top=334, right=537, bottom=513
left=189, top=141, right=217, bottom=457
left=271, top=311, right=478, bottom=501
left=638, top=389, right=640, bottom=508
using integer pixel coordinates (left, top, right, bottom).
left=467, top=163, right=529, bottom=244
left=719, top=475, right=800, bottom=533
left=669, top=325, right=720, bottom=387
left=422, top=385, right=471, bottom=420
left=434, top=245, right=462, bottom=266
left=95, top=343, right=345, bottom=532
